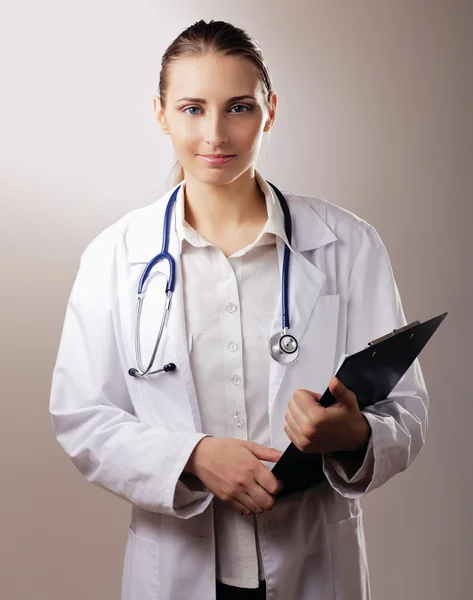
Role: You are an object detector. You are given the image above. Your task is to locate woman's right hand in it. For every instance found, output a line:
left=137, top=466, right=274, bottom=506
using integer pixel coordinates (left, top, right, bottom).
left=184, top=437, right=283, bottom=515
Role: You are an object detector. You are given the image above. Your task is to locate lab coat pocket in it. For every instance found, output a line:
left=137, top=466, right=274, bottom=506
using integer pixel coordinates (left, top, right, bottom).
left=327, top=512, right=370, bottom=600
left=157, top=512, right=215, bottom=600
left=121, top=527, right=160, bottom=600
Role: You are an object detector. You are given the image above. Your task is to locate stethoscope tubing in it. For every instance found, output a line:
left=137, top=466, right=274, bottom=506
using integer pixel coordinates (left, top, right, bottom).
left=137, top=186, right=179, bottom=295
left=131, top=181, right=297, bottom=377
left=267, top=181, right=292, bottom=332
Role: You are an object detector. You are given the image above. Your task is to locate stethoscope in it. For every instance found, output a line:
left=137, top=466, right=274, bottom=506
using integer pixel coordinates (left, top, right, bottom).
left=128, top=181, right=299, bottom=378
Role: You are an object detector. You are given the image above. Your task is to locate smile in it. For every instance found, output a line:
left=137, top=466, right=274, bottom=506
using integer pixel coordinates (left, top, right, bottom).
left=197, top=154, right=236, bottom=166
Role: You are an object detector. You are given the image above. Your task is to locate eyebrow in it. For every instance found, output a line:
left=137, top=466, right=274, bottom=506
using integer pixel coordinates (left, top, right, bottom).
left=174, top=95, right=257, bottom=104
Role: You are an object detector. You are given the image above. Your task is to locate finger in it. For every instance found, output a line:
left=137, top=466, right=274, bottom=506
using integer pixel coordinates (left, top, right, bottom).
left=284, top=412, right=311, bottom=451
left=328, top=377, right=357, bottom=407
left=284, top=423, right=306, bottom=452
left=290, top=390, right=325, bottom=422
left=285, top=406, right=305, bottom=438
left=239, top=492, right=265, bottom=514
left=288, top=395, right=311, bottom=424
left=284, top=422, right=297, bottom=446
left=254, top=467, right=282, bottom=497
left=242, top=441, right=282, bottom=463
left=230, top=499, right=253, bottom=516
left=297, top=388, right=323, bottom=402
left=250, top=485, right=276, bottom=511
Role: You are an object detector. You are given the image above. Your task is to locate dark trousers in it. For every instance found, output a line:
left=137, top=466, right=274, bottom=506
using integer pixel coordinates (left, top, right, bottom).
left=216, top=579, right=266, bottom=599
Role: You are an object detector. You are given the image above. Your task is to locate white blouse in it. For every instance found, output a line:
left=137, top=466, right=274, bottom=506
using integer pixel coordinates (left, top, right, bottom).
left=175, top=172, right=291, bottom=588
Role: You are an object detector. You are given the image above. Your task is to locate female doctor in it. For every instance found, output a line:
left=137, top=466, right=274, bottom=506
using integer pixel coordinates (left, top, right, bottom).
left=49, top=19, right=429, bottom=600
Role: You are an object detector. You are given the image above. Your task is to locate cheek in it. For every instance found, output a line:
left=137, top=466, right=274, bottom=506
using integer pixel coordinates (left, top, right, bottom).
left=168, top=122, right=199, bottom=156
left=233, top=118, right=264, bottom=148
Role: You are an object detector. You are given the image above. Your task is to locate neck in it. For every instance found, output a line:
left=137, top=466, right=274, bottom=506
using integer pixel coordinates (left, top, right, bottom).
left=183, top=167, right=267, bottom=235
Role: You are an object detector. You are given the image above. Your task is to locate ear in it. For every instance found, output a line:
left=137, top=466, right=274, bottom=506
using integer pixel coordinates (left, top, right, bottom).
left=263, top=91, right=277, bottom=132
left=153, top=96, right=170, bottom=135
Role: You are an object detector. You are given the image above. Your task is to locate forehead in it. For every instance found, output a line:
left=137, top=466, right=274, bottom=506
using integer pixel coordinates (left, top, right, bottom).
left=166, top=54, right=263, bottom=100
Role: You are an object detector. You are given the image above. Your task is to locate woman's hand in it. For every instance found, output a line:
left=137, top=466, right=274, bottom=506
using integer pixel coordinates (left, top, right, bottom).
left=184, top=437, right=283, bottom=516
left=284, top=377, right=371, bottom=454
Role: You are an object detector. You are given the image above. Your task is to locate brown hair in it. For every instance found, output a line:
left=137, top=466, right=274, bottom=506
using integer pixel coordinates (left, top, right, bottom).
left=158, top=20, right=273, bottom=186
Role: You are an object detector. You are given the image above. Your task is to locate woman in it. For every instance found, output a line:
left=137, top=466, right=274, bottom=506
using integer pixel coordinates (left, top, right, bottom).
left=50, top=19, right=428, bottom=600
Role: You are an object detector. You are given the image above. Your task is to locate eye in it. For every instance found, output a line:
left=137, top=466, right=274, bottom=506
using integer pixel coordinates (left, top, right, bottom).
left=182, top=106, right=202, bottom=115
left=229, top=104, right=251, bottom=113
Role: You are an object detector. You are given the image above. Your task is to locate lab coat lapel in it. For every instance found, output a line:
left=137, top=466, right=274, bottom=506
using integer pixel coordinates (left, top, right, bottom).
left=268, top=193, right=338, bottom=421
left=166, top=222, right=203, bottom=432
left=126, top=186, right=203, bottom=432
left=268, top=243, right=326, bottom=419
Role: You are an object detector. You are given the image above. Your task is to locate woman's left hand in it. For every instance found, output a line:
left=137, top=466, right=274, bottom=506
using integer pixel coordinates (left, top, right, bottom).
left=284, top=377, right=371, bottom=454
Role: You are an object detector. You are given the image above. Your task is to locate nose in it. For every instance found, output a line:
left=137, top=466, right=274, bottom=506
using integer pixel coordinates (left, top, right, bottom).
left=204, top=112, right=229, bottom=147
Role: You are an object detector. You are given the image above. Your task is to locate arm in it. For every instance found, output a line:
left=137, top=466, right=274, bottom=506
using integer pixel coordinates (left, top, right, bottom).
left=49, top=235, right=213, bottom=517
left=322, top=223, right=429, bottom=497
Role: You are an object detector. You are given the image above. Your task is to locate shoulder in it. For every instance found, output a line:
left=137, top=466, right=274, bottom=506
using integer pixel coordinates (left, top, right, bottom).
left=79, top=200, right=164, bottom=268
left=288, top=190, right=386, bottom=255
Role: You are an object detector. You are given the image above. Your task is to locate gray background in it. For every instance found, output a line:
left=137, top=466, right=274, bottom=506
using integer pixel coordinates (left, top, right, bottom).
left=1, top=0, right=471, bottom=598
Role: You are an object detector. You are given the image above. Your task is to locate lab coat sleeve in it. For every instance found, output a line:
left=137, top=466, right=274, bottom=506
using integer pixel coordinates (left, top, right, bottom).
left=174, top=472, right=211, bottom=509
left=322, top=223, right=429, bottom=498
left=49, top=235, right=214, bottom=518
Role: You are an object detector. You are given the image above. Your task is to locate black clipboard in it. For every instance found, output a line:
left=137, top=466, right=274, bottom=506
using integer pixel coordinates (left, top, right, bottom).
left=272, top=311, right=448, bottom=499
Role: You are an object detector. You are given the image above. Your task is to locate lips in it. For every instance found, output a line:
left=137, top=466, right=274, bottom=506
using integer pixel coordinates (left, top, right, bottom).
left=197, top=154, right=236, bottom=166
left=203, top=153, right=233, bottom=157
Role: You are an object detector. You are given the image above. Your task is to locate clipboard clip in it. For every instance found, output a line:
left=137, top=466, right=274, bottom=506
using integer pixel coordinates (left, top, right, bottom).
left=367, top=320, right=421, bottom=346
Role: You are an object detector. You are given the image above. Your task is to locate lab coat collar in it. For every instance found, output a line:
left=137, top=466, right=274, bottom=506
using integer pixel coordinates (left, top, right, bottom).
left=125, top=176, right=337, bottom=264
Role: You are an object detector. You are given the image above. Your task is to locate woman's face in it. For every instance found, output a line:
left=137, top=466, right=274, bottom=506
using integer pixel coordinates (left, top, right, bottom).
left=154, top=53, right=276, bottom=185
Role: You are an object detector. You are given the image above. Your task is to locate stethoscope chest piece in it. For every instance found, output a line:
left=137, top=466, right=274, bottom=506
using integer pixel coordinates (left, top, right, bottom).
left=268, top=331, right=300, bottom=364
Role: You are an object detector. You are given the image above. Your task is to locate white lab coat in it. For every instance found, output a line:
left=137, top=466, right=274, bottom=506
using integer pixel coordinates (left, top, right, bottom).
left=49, top=183, right=428, bottom=600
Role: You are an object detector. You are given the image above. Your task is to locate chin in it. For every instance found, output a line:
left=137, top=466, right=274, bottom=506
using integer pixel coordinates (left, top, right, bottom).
left=188, top=163, right=243, bottom=186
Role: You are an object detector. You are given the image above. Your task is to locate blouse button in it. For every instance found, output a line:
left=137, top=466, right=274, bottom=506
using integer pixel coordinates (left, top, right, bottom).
left=234, top=414, right=245, bottom=428
left=226, top=302, right=238, bottom=314
left=227, top=341, right=239, bottom=352
left=231, top=374, right=242, bottom=386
